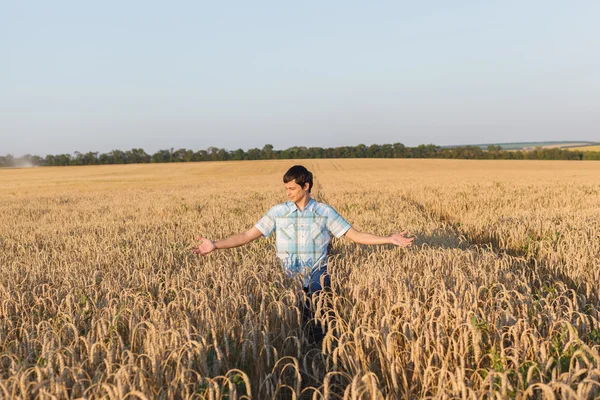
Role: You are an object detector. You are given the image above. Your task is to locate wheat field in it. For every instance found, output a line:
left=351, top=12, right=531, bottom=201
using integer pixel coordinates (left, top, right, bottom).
left=567, top=146, right=600, bottom=152
left=1, top=159, right=600, bottom=399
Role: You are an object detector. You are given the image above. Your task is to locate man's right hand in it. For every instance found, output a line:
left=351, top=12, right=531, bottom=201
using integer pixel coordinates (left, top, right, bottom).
left=193, top=236, right=216, bottom=255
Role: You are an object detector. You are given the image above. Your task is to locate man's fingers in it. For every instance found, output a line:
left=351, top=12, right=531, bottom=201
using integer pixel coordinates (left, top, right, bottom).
left=192, top=243, right=208, bottom=255
left=391, top=234, right=414, bottom=248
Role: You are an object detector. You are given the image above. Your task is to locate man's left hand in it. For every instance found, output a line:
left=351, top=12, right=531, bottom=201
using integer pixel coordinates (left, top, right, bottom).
left=389, top=231, right=414, bottom=248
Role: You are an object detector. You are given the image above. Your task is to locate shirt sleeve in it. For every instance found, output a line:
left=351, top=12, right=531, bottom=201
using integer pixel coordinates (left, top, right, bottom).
left=325, top=206, right=352, bottom=238
left=254, top=206, right=278, bottom=238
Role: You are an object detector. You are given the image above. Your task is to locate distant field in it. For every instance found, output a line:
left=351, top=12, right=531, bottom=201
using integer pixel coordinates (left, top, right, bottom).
left=446, top=141, right=599, bottom=150
left=567, top=145, right=600, bottom=151
left=1, top=159, right=600, bottom=398
left=521, top=142, right=595, bottom=150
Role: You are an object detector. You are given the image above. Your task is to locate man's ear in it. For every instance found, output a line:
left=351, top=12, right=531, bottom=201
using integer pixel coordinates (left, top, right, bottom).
left=303, top=182, right=310, bottom=192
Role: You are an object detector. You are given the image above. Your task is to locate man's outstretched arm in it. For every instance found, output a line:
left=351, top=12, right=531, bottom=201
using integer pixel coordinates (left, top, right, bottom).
left=193, top=227, right=263, bottom=255
left=344, top=227, right=414, bottom=248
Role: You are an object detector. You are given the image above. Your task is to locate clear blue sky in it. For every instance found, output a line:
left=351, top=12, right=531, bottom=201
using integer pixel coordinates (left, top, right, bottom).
left=1, top=1, right=599, bottom=156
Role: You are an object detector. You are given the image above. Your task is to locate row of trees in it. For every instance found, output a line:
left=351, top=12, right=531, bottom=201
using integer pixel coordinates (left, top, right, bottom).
left=2, top=143, right=599, bottom=168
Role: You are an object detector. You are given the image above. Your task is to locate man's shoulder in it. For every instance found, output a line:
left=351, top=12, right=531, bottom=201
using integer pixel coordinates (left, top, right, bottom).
left=311, top=200, right=338, bottom=215
left=266, top=202, right=294, bottom=215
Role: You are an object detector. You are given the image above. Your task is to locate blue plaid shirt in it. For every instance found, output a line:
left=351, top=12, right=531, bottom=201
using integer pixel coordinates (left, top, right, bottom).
left=255, top=198, right=351, bottom=282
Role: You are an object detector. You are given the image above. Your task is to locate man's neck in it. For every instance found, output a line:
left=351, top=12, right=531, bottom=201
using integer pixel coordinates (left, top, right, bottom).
left=295, top=195, right=311, bottom=211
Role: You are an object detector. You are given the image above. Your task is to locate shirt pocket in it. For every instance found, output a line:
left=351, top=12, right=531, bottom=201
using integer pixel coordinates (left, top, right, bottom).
left=309, top=217, right=327, bottom=241
left=275, top=217, right=296, bottom=240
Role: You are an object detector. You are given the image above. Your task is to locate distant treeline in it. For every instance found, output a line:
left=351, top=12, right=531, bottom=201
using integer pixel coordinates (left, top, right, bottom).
left=2, top=143, right=600, bottom=168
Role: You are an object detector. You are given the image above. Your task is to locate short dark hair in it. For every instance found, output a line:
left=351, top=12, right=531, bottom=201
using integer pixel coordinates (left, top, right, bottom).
left=283, top=165, right=313, bottom=193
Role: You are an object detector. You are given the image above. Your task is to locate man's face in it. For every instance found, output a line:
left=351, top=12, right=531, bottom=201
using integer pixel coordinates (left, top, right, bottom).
left=285, top=180, right=309, bottom=203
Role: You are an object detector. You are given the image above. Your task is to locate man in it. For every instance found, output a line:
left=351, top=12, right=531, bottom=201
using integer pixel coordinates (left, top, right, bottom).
left=193, top=165, right=413, bottom=342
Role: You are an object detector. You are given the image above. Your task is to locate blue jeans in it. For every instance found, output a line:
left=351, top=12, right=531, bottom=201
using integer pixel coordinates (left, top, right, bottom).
left=302, top=265, right=330, bottom=343
left=304, top=265, right=331, bottom=294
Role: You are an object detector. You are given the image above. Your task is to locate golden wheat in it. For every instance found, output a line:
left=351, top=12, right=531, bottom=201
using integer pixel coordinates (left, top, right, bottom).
left=566, top=146, right=600, bottom=152
left=1, top=159, right=599, bottom=399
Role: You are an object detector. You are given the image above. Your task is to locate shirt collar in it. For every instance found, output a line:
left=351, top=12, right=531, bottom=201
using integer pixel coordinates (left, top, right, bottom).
left=289, top=197, right=316, bottom=213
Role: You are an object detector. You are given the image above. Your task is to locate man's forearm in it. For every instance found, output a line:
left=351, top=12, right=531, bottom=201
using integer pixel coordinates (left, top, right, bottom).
left=215, top=232, right=251, bottom=250
left=352, top=231, right=391, bottom=245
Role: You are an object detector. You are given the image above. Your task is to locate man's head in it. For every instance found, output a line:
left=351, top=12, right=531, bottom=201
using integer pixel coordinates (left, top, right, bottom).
left=283, top=165, right=313, bottom=202
left=283, top=165, right=313, bottom=192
